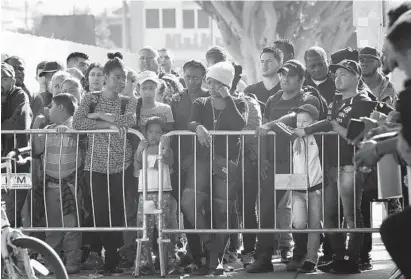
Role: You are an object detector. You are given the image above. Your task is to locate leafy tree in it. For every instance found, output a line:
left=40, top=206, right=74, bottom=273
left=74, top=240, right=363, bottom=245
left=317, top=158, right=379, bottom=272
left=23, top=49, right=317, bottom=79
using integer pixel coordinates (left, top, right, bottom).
left=95, top=12, right=116, bottom=49
left=196, top=1, right=354, bottom=83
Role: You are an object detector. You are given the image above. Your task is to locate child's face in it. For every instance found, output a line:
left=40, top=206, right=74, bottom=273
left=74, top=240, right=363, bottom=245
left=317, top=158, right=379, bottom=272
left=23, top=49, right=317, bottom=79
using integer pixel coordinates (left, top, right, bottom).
left=140, top=80, right=157, bottom=99
left=61, top=82, right=81, bottom=104
left=49, top=101, right=62, bottom=124
left=52, top=76, right=65, bottom=96
left=146, top=123, right=163, bottom=145
left=296, top=112, right=314, bottom=129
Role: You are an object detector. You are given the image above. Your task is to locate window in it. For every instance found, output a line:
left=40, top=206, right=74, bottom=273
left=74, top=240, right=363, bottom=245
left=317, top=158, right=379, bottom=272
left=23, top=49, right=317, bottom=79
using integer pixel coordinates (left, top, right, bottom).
left=197, top=10, right=210, bottom=28
left=183, top=9, right=195, bottom=29
left=162, top=9, right=176, bottom=28
left=146, top=9, right=159, bottom=28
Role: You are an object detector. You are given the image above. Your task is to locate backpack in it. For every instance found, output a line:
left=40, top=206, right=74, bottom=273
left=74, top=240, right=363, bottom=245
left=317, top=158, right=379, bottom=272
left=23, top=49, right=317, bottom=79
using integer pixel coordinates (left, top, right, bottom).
left=269, top=85, right=328, bottom=120
left=88, top=92, right=143, bottom=154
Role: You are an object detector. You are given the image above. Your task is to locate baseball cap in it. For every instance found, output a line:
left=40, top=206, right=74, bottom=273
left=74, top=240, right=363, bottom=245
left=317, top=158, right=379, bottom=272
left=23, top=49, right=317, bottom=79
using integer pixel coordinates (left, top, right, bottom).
left=137, top=70, right=159, bottom=85
left=291, top=104, right=319, bottom=121
left=329, top=59, right=362, bottom=76
left=359, top=47, right=382, bottom=61
left=1, top=62, right=15, bottom=78
left=277, top=59, right=306, bottom=78
left=39, top=61, right=64, bottom=77
left=331, top=48, right=359, bottom=64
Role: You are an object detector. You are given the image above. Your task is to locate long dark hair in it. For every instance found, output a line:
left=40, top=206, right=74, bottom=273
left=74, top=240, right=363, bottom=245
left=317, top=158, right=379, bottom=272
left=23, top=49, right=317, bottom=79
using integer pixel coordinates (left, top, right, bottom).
left=84, top=62, right=103, bottom=92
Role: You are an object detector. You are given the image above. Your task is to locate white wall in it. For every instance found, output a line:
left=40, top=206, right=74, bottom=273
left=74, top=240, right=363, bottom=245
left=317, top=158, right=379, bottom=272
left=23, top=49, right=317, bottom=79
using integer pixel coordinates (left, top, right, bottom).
left=1, top=31, right=138, bottom=93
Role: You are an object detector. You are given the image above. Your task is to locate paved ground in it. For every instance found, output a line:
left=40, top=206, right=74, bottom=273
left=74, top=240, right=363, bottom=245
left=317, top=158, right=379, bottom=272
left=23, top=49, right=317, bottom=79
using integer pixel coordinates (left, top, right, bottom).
left=68, top=244, right=396, bottom=279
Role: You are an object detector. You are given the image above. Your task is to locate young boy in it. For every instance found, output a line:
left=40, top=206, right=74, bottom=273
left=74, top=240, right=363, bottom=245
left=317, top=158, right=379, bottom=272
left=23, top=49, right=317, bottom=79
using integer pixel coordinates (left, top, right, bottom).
left=286, top=104, right=323, bottom=273
left=32, top=93, right=83, bottom=274
left=134, top=117, right=174, bottom=274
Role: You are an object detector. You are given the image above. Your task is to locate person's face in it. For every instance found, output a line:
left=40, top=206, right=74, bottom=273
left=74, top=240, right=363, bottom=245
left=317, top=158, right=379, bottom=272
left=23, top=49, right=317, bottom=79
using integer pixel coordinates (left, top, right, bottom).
left=306, top=56, right=328, bottom=81
left=36, top=69, right=44, bottom=83
left=279, top=71, right=303, bottom=93
left=52, top=76, right=65, bottom=96
left=207, top=77, right=226, bottom=98
left=7, top=58, right=25, bottom=86
left=359, top=57, right=380, bottom=77
left=105, top=68, right=126, bottom=93
left=70, top=57, right=89, bottom=75
left=44, top=72, right=55, bottom=92
left=260, top=52, right=281, bottom=77
left=296, top=112, right=314, bottom=129
left=184, top=67, right=204, bottom=92
left=334, top=68, right=358, bottom=92
left=1, top=73, right=14, bottom=104
left=140, top=80, right=157, bottom=99
left=61, top=82, right=81, bottom=104
left=139, top=49, right=159, bottom=72
left=146, top=123, right=163, bottom=145
left=385, top=40, right=411, bottom=77
left=49, top=101, right=63, bottom=124
left=159, top=51, right=173, bottom=72
left=88, top=67, right=104, bottom=91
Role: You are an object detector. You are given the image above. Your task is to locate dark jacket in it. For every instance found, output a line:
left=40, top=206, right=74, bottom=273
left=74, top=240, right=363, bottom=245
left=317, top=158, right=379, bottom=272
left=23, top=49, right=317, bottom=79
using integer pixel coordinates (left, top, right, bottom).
left=304, top=74, right=336, bottom=104
left=399, top=78, right=411, bottom=146
left=1, top=87, right=32, bottom=157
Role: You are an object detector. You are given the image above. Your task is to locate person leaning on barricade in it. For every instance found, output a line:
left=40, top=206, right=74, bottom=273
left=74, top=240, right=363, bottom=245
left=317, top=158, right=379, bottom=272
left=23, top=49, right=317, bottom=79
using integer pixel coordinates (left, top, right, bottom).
left=354, top=8, right=411, bottom=279
left=1, top=62, right=33, bottom=227
left=32, top=93, right=83, bottom=274
left=72, top=56, right=137, bottom=275
left=181, top=61, right=246, bottom=275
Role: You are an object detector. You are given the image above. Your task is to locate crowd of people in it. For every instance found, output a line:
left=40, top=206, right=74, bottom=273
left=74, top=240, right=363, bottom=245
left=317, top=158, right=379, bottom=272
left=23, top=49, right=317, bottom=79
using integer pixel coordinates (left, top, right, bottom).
left=1, top=2, right=411, bottom=277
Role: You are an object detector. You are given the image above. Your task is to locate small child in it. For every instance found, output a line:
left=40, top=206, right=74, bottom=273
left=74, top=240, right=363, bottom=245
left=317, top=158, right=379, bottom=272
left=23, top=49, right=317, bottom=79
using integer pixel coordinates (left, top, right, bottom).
left=60, top=77, right=83, bottom=104
left=286, top=104, right=323, bottom=273
left=134, top=116, right=174, bottom=274
left=32, top=93, right=83, bottom=274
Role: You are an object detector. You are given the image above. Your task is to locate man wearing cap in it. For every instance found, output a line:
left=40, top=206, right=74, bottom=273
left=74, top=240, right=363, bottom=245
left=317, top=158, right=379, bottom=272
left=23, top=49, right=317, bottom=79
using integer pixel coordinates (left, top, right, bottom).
left=4, top=56, right=33, bottom=106
left=32, top=61, right=64, bottom=119
left=360, top=47, right=397, bottom=106
left=1, top=62, right=33, bottom=227
left=304, top=47, right=336, bottom=104
left=294, top=59, right=372, bottom=274
left=248, top=60, right=322, bottom=273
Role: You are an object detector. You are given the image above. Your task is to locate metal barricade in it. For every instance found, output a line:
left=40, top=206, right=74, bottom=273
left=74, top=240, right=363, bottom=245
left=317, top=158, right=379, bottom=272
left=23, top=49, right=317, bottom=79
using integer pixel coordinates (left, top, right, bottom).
left=151, top=130, right=406, bottom=277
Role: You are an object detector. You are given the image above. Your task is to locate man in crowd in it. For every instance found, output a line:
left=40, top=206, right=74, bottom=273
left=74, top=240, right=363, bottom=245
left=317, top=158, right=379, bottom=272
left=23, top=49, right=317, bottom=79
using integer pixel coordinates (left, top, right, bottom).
left=139, top=46, right=160, bottom=73
left=1, top=62, right=33, bottom=227
left=304, top=47, right=336, bottom=104
left=296, top=60, right=371, bottom=274
left=359, top=47, right=397, bottom=106
left=248, top=60, right=322, bottom=273
left=272, top=39, right=295, bottom=62
left=67, top=52, right=89, bottom=75
left=4, top=56, right=33, bottom=106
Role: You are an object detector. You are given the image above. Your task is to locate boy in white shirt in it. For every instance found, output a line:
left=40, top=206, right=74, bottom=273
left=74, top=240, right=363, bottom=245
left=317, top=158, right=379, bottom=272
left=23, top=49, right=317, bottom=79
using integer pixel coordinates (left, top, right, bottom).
left=286, top=104, right=323, bottom=273
left=134, top=116, right=174, bottom=274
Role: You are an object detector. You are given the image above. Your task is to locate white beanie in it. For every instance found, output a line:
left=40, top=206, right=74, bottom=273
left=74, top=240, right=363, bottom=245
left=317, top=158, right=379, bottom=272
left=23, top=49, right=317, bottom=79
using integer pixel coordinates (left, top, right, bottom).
left=206, top=62, right=235, bottom=88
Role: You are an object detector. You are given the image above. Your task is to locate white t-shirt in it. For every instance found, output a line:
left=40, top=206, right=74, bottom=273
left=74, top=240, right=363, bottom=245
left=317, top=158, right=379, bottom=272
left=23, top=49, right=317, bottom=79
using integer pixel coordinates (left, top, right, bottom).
left=140, top=102, right=174, bottom=128
left=137, top=154, right=172, bottom=192
left=293, top=135, right=322, bottom=187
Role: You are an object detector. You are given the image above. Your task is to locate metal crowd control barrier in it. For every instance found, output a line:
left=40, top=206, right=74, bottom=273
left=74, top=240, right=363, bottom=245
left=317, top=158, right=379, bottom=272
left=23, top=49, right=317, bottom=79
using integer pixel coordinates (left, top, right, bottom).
left=0, top=129, right=148, bottom=277
left=153, top=130, right=409, bottom=277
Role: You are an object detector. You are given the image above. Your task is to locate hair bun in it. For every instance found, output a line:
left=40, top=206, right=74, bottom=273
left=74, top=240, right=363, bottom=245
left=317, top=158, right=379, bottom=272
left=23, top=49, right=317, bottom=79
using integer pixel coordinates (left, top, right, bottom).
left=107, top=52, right=124, bottom=60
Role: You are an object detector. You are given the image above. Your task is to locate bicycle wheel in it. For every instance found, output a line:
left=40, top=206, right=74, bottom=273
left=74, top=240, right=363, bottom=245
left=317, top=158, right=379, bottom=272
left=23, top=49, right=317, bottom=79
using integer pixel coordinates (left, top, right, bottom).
left=11, top=236, right=68, bottom=279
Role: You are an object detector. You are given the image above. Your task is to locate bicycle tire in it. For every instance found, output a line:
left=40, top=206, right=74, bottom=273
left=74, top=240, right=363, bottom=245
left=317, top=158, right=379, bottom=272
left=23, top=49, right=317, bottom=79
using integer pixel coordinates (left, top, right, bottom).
left=11, top=236, right=68, bottom=279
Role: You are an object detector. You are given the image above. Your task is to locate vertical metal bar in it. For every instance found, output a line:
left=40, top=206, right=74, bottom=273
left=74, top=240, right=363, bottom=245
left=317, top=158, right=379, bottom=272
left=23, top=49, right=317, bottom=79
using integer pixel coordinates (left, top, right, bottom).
left=107, top=133, right=112, bottom=227
left=178, top=136, right=181, bottom=228
left=273, top=134, right=277, bottom=230
left=59, top=134, right=64, bottom=227
left=241, top=135, right=245, bottom=229
left=322, top=135, right=325, bottom=227
left=122, top=135, right=127, bottom=227
left=353, top=147, right=357, bottom=228
left=90, top=134, right=96, bottom=227
left=142, top=148, right=148, bottom=239
left=226, top=135, right=229, bottom=230
left=75, top=133, right=80, bottom=227
left=158, top=138, right=164, bottom=240
left=13, top=133, right=17, bottom=227
left=29, top=133, right=33, bottom=228
left=337, top=135, right=341, bottom=229
left=257, top=135, right=261, bottom=229
left=209, top=134, right=213, bottom=229
left=43, top=134, right=49, bottom=227
left=194, top=135, right=197, bottom=229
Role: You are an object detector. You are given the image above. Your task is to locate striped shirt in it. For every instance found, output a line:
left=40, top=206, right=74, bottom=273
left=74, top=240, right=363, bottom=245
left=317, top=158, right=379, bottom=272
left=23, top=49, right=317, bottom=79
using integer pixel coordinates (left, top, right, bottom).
left=41, top=118, right=83, bottom=179
left=73, top=92, right=137, bottom=174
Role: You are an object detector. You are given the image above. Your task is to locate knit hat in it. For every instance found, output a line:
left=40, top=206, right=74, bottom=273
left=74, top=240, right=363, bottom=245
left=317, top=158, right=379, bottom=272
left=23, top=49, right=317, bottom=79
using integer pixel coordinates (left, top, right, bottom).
left=206, top=62, right=235, bottom=88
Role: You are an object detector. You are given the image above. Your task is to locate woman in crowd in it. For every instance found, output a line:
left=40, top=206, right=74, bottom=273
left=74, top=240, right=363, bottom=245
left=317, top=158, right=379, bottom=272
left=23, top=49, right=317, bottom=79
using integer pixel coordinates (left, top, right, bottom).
left=84, top=62, right=105, bottom=93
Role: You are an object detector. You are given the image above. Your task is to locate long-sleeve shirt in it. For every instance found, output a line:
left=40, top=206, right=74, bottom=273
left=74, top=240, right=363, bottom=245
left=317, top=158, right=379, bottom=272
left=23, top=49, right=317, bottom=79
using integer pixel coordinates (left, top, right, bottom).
left=1, top=87, right=32, bottom=157
left=73, top=92, right=137, bottom=174
left=188, top=96, right=246, bottom=161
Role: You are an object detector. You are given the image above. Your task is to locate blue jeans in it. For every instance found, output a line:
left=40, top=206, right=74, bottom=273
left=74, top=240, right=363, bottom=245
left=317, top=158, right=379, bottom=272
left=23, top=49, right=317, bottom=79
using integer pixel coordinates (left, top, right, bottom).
left=324, top=166, right=363, bottom=260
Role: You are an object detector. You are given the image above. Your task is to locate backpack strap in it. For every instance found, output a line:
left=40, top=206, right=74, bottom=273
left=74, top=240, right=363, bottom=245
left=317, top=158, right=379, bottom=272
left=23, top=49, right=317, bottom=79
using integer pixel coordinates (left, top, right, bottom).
left=119, top=96, right=130, bottom=115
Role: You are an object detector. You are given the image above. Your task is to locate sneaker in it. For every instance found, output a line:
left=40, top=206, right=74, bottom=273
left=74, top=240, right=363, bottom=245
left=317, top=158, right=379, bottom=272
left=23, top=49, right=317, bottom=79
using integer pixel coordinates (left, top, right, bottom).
left=191, top=266, right=210, bottom=275
left=65, top=265, right=80, bottom=274
left=318, top=254, right=333, bottom=266
left=223, top=251, right=238, bottom=264
left=297, top=261, right=317, bottom=273
left=245, top=259, right=273, bottom=273
left=211, top=267, right=225, bottom=276
left=183, top=263, right=199, bottom=274
left=81, top=252, right=104, bottom=270
left=286, top=258, right=303, bottom=272
left=359, top=258, right=373, bottom=271
left=280, top=248, right=293, bottom=263
left=319, top=259, right=361, bottom=274
left=241, top=252, right=255, bottom=268
left=97, top=265, right=124, bottom=276
left=117, top=255, right=134, bottom=269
